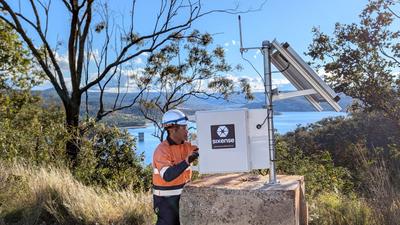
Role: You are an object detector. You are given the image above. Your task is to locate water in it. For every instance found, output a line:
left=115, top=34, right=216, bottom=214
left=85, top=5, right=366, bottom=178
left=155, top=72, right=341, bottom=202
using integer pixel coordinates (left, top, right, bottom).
left=127, top=111, right=347, bottom=164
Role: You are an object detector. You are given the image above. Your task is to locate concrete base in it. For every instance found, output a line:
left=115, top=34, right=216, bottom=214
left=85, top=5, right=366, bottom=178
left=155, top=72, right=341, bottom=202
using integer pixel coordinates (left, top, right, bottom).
left=180, top=174, right=307, bottom=225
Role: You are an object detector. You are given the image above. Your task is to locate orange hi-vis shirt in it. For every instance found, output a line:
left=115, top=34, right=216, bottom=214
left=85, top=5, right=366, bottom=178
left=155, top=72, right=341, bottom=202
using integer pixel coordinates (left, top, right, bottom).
left=152, top=138, right=197, bottom=196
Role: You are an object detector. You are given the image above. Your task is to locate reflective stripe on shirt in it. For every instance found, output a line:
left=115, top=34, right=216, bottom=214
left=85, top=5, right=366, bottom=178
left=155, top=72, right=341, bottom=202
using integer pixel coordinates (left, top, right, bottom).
left=153, top=166, right=191, bottom=175
left=159, top=166, right=169, bottom=178
left=153, top=188, right=183, bottom=196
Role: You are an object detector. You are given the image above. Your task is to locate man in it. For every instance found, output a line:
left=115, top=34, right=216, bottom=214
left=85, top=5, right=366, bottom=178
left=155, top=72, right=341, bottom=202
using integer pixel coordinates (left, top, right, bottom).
left=152, top=109, right=199, bottom=225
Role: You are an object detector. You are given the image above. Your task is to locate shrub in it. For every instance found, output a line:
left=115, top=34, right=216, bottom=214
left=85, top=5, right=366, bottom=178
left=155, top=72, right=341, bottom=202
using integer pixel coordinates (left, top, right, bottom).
left=309, top=192, right=376, bottom=225
left=275, top=137, right=353, bottom=198
left=0, top=91, right=69, bottom=165
left=281, top=112, right=400, bottom=224
left=282, top=112, right=400, bottom=182
left=75, top=121, right=152, bottom=192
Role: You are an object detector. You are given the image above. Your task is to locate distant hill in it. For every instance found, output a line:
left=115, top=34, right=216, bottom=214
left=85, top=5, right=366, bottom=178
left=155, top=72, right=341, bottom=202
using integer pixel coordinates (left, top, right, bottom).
left=181, top=92, right=352, bottom=112
left=240, top=92, right=352, bottom=112
left=34, top=89, right=353, bottom=116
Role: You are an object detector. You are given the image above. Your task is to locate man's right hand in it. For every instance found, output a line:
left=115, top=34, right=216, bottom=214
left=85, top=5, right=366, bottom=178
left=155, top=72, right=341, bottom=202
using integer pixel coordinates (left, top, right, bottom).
left=187, top=151, right=199, bottom=164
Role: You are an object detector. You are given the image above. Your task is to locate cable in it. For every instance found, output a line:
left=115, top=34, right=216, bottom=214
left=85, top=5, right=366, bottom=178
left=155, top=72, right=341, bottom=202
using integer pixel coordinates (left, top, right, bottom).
left=241, top=52, right=290, bottom=81
left=271, top=61, right=290, bottom=74
left=241, top=54, right=264, bottom=83
left=256, top=109, right=270, bottom=129
left=240, top=51, right=290, bottom=130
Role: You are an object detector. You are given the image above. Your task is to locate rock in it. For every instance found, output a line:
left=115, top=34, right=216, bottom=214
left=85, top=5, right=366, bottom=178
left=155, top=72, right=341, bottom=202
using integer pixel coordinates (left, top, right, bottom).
left=180, top=174, right=307, bottom=225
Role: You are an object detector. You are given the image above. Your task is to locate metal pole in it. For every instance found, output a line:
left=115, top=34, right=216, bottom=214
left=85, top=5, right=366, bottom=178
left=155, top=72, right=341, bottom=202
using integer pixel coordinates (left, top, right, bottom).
left=262, top=41, right=279, bottom=185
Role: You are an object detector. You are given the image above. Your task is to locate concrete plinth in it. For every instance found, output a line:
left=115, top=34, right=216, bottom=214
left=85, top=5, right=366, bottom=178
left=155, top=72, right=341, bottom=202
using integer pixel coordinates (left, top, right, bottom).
left=180, top=174, right=307, bottom=225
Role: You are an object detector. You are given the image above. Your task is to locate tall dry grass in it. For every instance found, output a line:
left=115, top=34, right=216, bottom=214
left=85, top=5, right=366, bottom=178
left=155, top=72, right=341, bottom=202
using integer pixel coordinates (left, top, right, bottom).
left=0, top=161, right=154, bottom=225
left=354, top=144, right=400, bottom=225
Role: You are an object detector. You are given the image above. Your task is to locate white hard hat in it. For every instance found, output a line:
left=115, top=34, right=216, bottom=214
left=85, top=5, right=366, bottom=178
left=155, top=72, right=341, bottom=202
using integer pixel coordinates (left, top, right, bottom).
left=162, top=109, right=188, bottom=127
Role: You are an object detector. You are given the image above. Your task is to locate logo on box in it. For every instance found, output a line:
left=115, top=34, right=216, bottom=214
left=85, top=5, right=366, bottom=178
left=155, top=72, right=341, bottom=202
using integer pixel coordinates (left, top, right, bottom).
left=211, top=124, right=236, bottom=149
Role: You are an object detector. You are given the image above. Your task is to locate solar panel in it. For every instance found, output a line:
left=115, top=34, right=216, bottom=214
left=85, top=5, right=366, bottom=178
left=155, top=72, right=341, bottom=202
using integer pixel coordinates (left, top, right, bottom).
left=270, top=40, right=341, bottom=112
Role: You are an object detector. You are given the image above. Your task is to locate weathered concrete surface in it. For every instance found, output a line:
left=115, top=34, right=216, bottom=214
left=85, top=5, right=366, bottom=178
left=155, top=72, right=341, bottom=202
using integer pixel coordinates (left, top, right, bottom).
left=180, top=174, right=307, bottom=225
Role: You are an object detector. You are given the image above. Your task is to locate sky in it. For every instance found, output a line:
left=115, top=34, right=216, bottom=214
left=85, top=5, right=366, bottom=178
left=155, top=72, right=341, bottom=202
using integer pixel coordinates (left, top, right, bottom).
left=195, top=0, right=368, bottom=91
left=22, top=0, right=369, bottom=91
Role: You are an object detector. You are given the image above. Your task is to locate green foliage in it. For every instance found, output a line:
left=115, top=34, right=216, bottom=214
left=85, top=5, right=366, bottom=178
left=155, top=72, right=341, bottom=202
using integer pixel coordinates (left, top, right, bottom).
left=281, top=111, right=400, bottom=224
left=275, top=137, right=353, bottom=198
left=0, top=91, right=69, bottom=165
left=75, top=121, right=152, bottom=192
left=282, top=112, right=400, bottom=192
left=307, top=0, right=400, bottom=122
left=0, top=91, right=151, bottom=192
left=309, top=192, right=376, bottom=225
left=0, top=20, right=43, bottom=90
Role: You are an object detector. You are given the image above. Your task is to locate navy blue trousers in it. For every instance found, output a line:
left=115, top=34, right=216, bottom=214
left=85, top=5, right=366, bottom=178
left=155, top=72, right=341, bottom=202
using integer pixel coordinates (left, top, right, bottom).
left=153, top=195, right=180, bottom=225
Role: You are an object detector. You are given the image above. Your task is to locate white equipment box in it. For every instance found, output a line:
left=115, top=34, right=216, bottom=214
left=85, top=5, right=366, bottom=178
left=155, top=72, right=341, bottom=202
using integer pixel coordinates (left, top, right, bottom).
left=194, top=108, right=270, bottom=174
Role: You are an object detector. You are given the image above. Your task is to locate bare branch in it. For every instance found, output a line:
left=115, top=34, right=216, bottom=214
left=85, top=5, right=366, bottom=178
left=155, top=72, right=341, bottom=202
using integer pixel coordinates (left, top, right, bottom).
left=379, top=46, right=400, bottom=66
left=96, top=87, right=147, bottom=120
left=129, top=0, right=137, bottom=35
left=28, top=0, right=68, bottom=93
left=0, top=0, right=68, bottom=103
left=387, top=5, right=400, bottom=19
left=80, top=0, right=203, bottom=93
left=62, top=0, right=72, bottom=12
left=76, top=0, right=93, bottom=87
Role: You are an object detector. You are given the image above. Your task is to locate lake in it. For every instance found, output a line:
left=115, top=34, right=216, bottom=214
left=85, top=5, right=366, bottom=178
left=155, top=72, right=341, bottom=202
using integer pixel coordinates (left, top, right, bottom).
left=127, top=111, right=347, bottom=164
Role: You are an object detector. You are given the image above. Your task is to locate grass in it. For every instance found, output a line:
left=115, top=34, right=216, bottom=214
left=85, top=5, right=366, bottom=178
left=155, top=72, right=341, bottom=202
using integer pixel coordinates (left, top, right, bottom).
left=0, top=161, right=154, bottom=225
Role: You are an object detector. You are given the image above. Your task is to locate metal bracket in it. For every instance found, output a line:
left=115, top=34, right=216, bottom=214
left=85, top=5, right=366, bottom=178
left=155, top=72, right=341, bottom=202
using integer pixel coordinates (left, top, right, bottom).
left=272, top=89, right=318, bottom=101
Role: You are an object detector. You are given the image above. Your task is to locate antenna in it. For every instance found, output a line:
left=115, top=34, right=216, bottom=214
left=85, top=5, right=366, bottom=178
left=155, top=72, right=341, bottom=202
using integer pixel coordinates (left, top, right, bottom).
left=238, top=15, right=244, bottom=55
left=237, top=15, right=260, bottom=52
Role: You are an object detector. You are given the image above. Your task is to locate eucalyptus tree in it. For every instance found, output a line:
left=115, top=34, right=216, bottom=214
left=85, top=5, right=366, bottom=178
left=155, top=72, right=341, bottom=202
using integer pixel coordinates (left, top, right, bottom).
left=307, top=0, right=400, bottom=123
left=139, top=30, right=253, bottom=141
left=0, top=0, right=263, bottom=165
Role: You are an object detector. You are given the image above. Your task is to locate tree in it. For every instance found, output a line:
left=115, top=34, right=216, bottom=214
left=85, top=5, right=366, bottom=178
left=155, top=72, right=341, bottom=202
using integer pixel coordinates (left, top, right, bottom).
left=307, top=0, right=400, bottom=124
left=0, top=19, right=42, bottom=90
left=139, top=30, right=253, bottom=140
left=0, top=0, right=262, bottom=165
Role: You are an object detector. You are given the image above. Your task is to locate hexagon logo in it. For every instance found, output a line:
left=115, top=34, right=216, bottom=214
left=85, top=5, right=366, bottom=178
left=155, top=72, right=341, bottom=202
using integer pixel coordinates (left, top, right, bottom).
left=216, top=125, right=229, bottom=138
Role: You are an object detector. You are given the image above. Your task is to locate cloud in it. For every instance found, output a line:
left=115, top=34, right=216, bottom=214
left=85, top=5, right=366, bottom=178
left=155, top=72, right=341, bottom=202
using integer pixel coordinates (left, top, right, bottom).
left=253, top=49, right=261, bottom=59
left=87, top=67, right=147, bottom=93
left=215, top=74, right=265, bottom=92
left=231, top=40, right=236, bottom=45
left=316, top=68, right=337, bottom=81
left=55, top=52, right=70, bottom=71
left=272, top=77, right=290, bottom=85
left=244, top=76, right=264, bottom=92
left=223, top=75, right=292, bottom=92
left=224, top=42, right=230, bottom=47
left=31, top=80, right=53, bottom=91
left=55, top=50, right=100, bottom=71
left=120, top=67, right=146, bottom=82
left=88, top=49, right=100, bottom=61
left=134, top=57, right=143, bottom=64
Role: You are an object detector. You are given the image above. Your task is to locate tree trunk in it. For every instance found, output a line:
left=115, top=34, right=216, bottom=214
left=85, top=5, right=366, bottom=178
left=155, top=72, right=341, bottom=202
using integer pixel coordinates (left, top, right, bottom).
left=64, top=94, right=81, bottom=167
